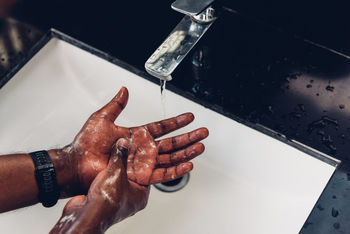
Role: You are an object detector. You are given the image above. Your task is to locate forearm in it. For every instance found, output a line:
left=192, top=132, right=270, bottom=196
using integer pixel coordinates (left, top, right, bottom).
left=0, top=148, right=76, bottom=212
left=0, top=153, right=38, bottom=212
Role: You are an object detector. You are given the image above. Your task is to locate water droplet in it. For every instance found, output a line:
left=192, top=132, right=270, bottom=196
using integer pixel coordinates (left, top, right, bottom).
left=322, top=135, right=333, bottom=142
left=293, top=113, right=302, bottom=118
left=333, top=222, right=340, bottom=229
left=298, top=104, right=305, bottom=112
left=303, top=221, right=313, bottom=229
left=331, top=208, right=339, bottom=217
left=322, top=135, right=337, bottom=153
left=317, top=204, right=324, bottom=211
left=347, top=173, right=350, bottom=181
left=268, top=106, right=273, bottom=113
left=323, top=116, right=339, bottom=126
left=339, top=104, right=345, bottom=109
left=307, top=116, right=338, bottom=133
left=308, top=121, right=325, bottom=133
left=326, top=85, right=335, bottom=92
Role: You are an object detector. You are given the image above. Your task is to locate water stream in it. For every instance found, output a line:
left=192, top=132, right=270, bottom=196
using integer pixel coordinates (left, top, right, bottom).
left=160, top=79, right=167, bottom=118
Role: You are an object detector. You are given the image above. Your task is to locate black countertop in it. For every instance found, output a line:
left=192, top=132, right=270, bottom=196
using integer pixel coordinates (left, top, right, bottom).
left=1, top=1, right=350, bottom=233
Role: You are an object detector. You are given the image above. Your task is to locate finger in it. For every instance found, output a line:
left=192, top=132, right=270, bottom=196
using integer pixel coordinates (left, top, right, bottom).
left=113, top=125, right=131, bottom=140
left=144, top=112, right=194, bottom=138
left=149, top=162, right=193, bottom=184
left=96, top=87, right=129, bottom=122
left=126, top=147, right=136, bottom=182
left=108, top=138, right=130, bottom=169
left=157, top=142, right=205, bottom=167
left=157, top=127, right=209, bottom=153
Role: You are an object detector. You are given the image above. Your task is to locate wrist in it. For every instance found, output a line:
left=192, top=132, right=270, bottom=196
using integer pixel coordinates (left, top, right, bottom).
left=70, top=200, right=118, bottom=234
left=48, top=146, right=80, bottom=197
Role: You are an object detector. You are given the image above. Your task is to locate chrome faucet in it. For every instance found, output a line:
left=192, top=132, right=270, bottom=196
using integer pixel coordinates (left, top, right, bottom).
left=145, top=0, right=218, bottom=81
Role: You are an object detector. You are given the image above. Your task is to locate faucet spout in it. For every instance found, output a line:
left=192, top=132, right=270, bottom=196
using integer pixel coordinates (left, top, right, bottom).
left=145, top=1, right=217, bottom=81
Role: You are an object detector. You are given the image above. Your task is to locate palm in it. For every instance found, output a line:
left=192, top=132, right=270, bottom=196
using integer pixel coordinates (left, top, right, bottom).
left=127, top=125, right=207, bottom=185
left=126, top=127, right=158, bottom=185
left=68, top=115, right=124, bottom=190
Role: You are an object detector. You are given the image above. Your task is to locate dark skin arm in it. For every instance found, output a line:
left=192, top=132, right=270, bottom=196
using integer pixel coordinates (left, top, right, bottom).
left=0, top=150, right=76, bottom=212
left=0, top=87, right=208, bottom=213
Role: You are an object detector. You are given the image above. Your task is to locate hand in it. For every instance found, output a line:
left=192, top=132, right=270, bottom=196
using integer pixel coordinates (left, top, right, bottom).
left=128, top=125, right=208, bottom=185
left=50, top=139, right=146, bottom=234
left=53, top=87, right=208, bottom=195
left=51, top=125, right=208, bottom=234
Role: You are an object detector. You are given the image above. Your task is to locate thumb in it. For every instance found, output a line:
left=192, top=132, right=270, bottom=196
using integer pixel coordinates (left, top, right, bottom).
left=108, top=138, right=130, bottom=168
left=97, top=86, right=129, bottom=122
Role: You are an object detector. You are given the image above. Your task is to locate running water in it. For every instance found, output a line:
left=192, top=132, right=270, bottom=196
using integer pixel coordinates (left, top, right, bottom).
left=160, top=76, right=170, bottom=118
left=160, top=79, right=167, bottom=118
left=160, top=79, right=167, bottom=95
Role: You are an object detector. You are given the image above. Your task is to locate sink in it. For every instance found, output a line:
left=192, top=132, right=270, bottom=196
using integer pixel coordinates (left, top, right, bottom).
left=0, top=30, right=339, bottom=234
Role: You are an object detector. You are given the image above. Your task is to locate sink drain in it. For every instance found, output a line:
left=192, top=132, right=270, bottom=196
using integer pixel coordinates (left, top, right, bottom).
left=153, top=173, right=190, bottom=192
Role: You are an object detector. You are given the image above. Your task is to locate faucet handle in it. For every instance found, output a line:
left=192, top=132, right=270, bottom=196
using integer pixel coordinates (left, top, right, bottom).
left=171, top=0, right=215, bottom=16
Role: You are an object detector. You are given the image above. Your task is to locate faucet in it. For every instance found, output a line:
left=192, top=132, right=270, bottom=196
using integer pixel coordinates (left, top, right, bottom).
left=145, top=0, right=218, bottom=81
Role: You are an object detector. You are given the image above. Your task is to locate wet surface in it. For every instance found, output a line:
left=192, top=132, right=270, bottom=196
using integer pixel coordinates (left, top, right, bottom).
left=0, top=18, right=42, bottom=80
left=220, top=0, right=350, bottom=58
left=1, top=1, right=350, bottom=233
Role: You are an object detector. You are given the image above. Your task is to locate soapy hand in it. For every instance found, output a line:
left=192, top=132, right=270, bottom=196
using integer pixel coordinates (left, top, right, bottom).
left=58, top=87, right=208, bottom=195
left=128, top=125, right=208, bottom=185
left=51, top=125, right=208, bottom=234
left=50, top=139, right=149, bottom=234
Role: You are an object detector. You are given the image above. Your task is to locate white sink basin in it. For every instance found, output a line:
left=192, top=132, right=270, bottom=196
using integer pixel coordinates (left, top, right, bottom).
left=0, top=33, right=338, bottom=234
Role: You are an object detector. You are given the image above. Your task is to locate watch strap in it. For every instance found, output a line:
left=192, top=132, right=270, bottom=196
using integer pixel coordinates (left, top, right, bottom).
left=29, top=150, right=60, bottom=207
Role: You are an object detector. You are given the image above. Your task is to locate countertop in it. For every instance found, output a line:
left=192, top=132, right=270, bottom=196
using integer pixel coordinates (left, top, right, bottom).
left=1, top=1, right=350, bottom=233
